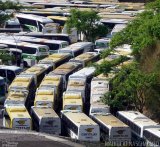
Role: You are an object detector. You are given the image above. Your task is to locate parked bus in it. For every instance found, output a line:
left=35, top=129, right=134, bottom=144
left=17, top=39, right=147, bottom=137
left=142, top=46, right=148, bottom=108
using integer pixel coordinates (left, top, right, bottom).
left=0, top=77, right=6, bottom=103
left=89, top=102, right=110, bottom=116
left=95, top=38, right=110, bottom=53
left=117, top=111, right=160, bottom=140
left=31, top=106, right=61, bottom=134
left=51, top=62, right=82, bottom=90
left=21, top=64, right=52, bottom=87
left=61, top=110, right=100, bottom=141
left=143, top=127, right=160, bottom=146
left=90, top=77, right=109, bottom=104
left=9, top=75, right=36, bottom=109
left=66, top=78, right=86, bottom=104
left=0, top=65, right=23, bottom=85
left=16, top=32, right=72, bottom=44
left=69, top=67, right=96, bottom=105
left=38, top=53, right=71, bottom=69
left=3, top=106, right=32, bottom=130
left=91, top=113, right=131, bottom=142
left=15, top=13, right=55, bottom=32
left=70, top=52, right=99, bottom=67
left=34, top=89, right=55, bottom=108
left=48, top=16, right=67, bottom=27
left=0, top=40, right=49, bottom=67
left=63, top=92, right=83, bottom=111
left=4, top=90, right=28, bottom=108
left=4, top=36, right=69, bottom=54
left=59, top=42, right=94, bottom=57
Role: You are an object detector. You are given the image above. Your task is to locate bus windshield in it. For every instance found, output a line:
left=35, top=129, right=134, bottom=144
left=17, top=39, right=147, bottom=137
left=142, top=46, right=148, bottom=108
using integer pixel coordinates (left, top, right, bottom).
left=95, top=42, right=108, bottom=49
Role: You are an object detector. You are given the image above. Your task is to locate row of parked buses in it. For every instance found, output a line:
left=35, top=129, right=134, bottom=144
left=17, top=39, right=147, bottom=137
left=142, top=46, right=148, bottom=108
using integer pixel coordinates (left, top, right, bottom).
left=1, top=41, right=159, bottom=144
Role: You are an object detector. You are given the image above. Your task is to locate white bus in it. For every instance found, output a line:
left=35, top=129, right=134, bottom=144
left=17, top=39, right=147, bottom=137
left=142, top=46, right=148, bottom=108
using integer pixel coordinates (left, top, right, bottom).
left=69, top=67, right=96, bottom=105
left=58, top=42, right=94, bottom=57
left=91, top=113, right=131, bottom=142
left=117, top=111, right=160, bottom=140
left=16, top=32, right=72, bottom=44
left=61, top=110, right=100, bottom=141
left=143, top=127, right=160, bottom=146
left=70, top=52, right=100, bottom=67
left=3, top=36, right=69, bottom=54
left=15, top=13, right=54, bottom=32
left=95, top=38, right=110, bottom=53
left=3, top=106, right=32, bottom=130
left=89, top=102, right=110, bottom=116
left=31, top=106, right=61, bottom=134
left=63, top=92, right=83, bottom=111
left=90, top=77, right=109, bottom=104
left=0, top=65, right=23, bottom=85
left=0, top=40, right=49, bottom=67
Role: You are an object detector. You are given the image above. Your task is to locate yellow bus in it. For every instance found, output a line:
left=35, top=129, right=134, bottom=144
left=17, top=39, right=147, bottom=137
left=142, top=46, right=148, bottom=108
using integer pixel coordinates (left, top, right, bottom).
left=63, top=92, right=83, bottom=111
left=39, top=74, right=63, bottom=105
left=4, top=90, right=28, bottom=107
left=9, top=75, right=36, bottom=109
left=21, top=64, right=51, bottom=87
left=3, top=106, right=32, bottom=130
left=38, top=53, right=71, bottom=70
left=31, top=106, right=61, bottom=135
left=51, top=62, right=82, bottom=90
left=70, top=52, right=100, bottom=67
left=34, top=89, right=55, bottom=109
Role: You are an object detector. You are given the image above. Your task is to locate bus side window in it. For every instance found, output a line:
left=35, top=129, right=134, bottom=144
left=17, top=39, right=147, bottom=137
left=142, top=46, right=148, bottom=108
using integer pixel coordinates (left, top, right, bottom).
left=7, top=70, right=15, bottom=83
left=0, top=69, right=6, bottom=79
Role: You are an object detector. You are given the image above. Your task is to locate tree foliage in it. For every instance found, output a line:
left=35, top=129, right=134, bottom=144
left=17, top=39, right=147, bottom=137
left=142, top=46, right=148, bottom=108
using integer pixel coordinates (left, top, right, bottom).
left=0, top=0, right=22, bottom=27
left=110, top=0, right=160, bottom=61
left=102, top=62, right=159, bottom=114
left=66, top=9, right=108, bottom=42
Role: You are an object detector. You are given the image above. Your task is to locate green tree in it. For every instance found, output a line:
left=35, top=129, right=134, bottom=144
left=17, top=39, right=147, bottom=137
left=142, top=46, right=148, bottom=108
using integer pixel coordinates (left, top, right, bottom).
left=103, top=63, right=159, bottom=113
left=66, top=9, right=108, bottom=42
left=0, top=0, right=22, bottom=27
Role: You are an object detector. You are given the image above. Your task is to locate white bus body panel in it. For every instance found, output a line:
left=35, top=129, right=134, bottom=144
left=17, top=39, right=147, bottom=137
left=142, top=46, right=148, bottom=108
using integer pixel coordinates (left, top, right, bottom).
left=78, top=125, right=100, bottom=141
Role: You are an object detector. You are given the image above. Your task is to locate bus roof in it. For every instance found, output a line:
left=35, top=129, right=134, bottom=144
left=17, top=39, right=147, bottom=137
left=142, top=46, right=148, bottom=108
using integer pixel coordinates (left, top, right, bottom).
left=14, top=36, right=68, bottom=44
left=73, top=52, right=99, bottom=62
left=6, top=106, right=31, bottom=120
left=0, top=65, right=22, bottom=72
left=69, top=67, right=95, bottom=79
left=61, top=111, right=98, bottom=126
left=32, top=106, right=59, bottom=118
left=23, top=66, right=46, bottom=75
left=48, top=16, right=68, bottom=21
left=15, top=13, right=53, bottom=24
left=0, top=39, right=50, bottom=48
left=118, top=111, right=159, bottom=128
left=7, top=91, right=28, bottom=101
left=94, top=113, right=129, bottom=127
left=16, top=32, right=69, bottom=37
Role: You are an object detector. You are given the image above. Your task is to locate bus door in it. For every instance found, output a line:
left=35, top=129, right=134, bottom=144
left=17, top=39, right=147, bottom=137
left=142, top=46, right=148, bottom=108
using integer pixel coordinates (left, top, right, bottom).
left=10, top=51, right=22, bottom=66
